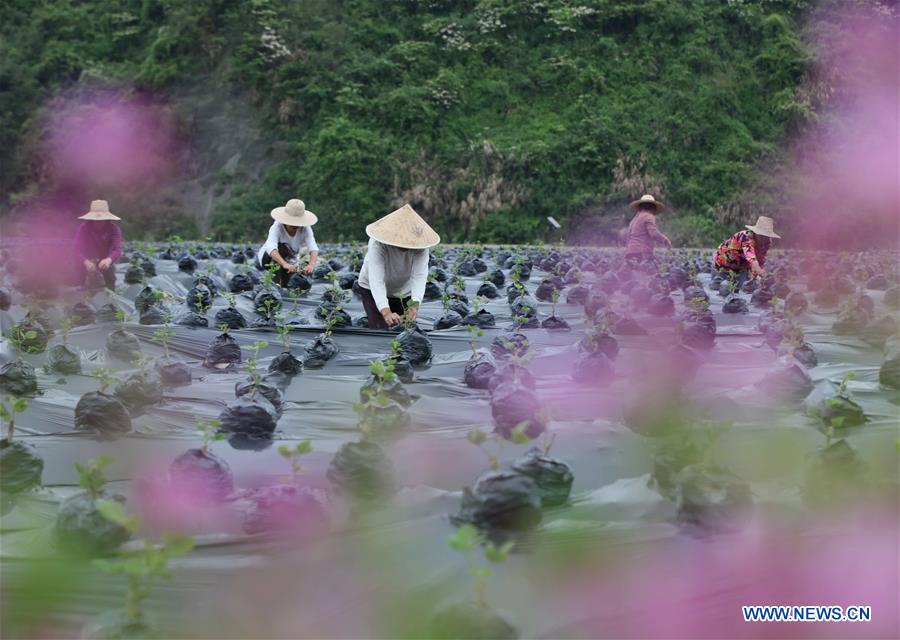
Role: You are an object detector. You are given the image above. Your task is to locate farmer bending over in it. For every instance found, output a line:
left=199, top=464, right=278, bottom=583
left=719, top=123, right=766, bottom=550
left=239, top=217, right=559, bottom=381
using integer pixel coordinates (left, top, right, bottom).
left=257, top=199, right=319, bottom=288
left=358, top=204, right=440, bottom=329
left=625, top=194, right=672, bottom=264
left=713, top=216, right=780, bottom=289
left=73, top=200, right=122, bottom=290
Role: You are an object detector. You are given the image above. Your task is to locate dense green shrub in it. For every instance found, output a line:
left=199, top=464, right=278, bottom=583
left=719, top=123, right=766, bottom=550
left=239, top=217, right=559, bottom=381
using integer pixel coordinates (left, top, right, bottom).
left=0, top=0, right=823, bottom=244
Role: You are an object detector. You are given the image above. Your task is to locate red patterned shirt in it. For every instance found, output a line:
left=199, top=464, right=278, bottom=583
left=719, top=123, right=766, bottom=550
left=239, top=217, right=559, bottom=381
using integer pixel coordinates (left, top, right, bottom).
left=714, top=230, right=768, bottom=271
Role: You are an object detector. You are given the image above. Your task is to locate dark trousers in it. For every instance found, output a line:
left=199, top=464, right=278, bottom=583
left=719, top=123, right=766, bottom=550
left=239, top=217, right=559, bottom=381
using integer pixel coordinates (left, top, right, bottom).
left=75, top=260, right=116, bottom=289
left=359, top=286, right=411, bottom=330
left=259, top=242, right=296, bottom=288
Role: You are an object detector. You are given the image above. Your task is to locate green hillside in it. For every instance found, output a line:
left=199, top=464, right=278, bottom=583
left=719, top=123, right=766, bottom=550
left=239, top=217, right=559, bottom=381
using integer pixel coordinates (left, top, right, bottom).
left=0, top=0, right=818, bottom=244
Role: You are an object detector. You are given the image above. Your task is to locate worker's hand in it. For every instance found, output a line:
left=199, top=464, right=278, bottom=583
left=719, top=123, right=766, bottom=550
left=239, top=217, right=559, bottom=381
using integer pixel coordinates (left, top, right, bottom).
left=750, top=261, right=765, bottom=278
left=83, top=260, right=96, bottom=272
left=664, top=238, right=673, bottom=249
left=283, top=263, right=298, bottom=273
left=405, top=305, right=419, bottom=323
left=301, top=263, right=314, bottom=275
left=381, top=308, right=402, bottom=327
left=98, top=257, right=112, bottom=270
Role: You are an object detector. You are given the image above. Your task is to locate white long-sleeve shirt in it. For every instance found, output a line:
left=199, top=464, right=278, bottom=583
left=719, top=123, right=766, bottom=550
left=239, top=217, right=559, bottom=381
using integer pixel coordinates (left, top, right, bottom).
left=256, top=222, right=318, bottom=265
left=358, top=238, right=429, bottom=310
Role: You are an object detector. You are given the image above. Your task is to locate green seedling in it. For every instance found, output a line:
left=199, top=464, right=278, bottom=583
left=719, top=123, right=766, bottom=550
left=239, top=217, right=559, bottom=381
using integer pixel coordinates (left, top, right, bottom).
left=92, top=368, right=118, bottom=394
left=216, top=322, right=231, bottom=336
left=94, top=499, right=195, bottom=630
left=8, top=326, right=40, bottom=354
left=465, top=324, right=484, bottom=358
left=114, top=308, right=129, bottom=329
left=0, top=396, right=28, bottom=441
left=686, top=296, right=709, bottom=315
left=58, top=317, right=73, bottom=345
left=287, top=288, right=302, bottom=314
left=257, top=296, right=279, bottom=319
left=467, top=423, right=532, bottom=470
left=242, top=341, right=269, bottom=397
left=196, top=418, right=224, bottom=454
left=277, top=440, right=312, bottom=484
left=152, top=314, right=175, bottom=361
left=550, top=288, right=560, bottom=318
left=275, top=314, right=292, bottom=351
left=837, top=371, right=856, bottom=395
left=399, top=299, right=421, bottom=330
left=447, top=524, right=514, bottom=609
left=389, top=339, right=402, bottom=361
left=75, top=455, right=113, bottom=499
left=193, top=288, right=210, bottom=315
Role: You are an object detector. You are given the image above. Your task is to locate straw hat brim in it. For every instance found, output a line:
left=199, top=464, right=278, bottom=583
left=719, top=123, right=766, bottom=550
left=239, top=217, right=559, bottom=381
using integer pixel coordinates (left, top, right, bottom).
left=745, top=224, right=781, bottom=239
left=629, top=199, right=665, bottom=212
left=366, top=224, right=440, bottom=249
left=78, top=211, right=121, bottom=221
left=271, top=207, right=318, bottom=227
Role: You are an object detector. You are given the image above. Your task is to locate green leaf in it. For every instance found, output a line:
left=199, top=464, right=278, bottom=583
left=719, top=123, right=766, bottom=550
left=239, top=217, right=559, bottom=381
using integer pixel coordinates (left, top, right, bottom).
left=447, top=524, right=481, bottom=552
left=277, top=445, right=293, bottom=458
left=469, top=567, right=493, bottom=578
left=484, top=541, right=514, bottom=563
left=161, top=533, right=195, bottom=555
left=510, top=422, right=532, bottom=445
left=296, top=440, right=312, bottom=454
left=13, top=398, right=28, bottom=413
left=96, top=499, right=140, bottom=532
left=467, top=429, right=488, bottom=445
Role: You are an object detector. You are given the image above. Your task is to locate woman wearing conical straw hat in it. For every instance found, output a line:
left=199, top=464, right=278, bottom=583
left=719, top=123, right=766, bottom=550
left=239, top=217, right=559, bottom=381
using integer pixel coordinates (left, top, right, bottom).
left=72, top=200, right=122, bottom=290
left=358, top=204, right=440, bottom=329
left=256, top=199, right=319, bottom=288
left=713, top=216, right=781, bottom=289
left=624, top=194, right=672, bottom=264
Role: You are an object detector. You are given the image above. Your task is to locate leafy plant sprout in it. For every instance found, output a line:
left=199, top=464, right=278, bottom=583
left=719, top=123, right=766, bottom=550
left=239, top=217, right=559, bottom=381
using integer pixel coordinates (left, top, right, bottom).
left=152, top=313, right=176, bottom=361
left=465, top=324, right=484, bottom=358
left=353, top=359, right=400, bottom=438
left=686, top=295, right=709, bottom=315
left=114, top=308, right=130, bottom=329
left=277, top=440, right=312, bottom=484
left=92, top=368, right=118, bottom=394
left=399, top=298, right=420, bottom=331
left=389, top=339, right=402, bottom=361
left=7, top=326, right=39, bottom=355
left=193, top=288, right=210, bottom=315
left=94, top=499, right=195, bottom=630
left=0, top=396, right=28, bottom=441
left=261, top=260, right=281, bottom=288
left=550, top=288, right=560, bottom=317
left=196, top=417, right=224, bottom=454
left=222, top=292, right=237, bottom=309
left=287, top=288, right=302, bottom=315
left=323, top=309, right=341, bottom=339
left=216, top=322, right=231, bottom=336
left=58, top=317, right=73, bottom=345
left=466, top=423, right=531, bottom=470
left=242, top=341, right=269, bottom=397
left=446, top=524, right=514, bottom=609
left=256, top=295, right=279, bottom=319
left=75, top=455, right=113, bottom=499
left=275, top=313, right=292, bottom=351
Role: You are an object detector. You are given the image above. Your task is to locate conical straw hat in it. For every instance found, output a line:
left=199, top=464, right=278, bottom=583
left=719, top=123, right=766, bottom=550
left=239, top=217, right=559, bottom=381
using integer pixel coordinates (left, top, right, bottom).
left=271, top=199, right=318, bottom=226
left=78, top=200, right=121, bottom=221
left=745, top=216, right=781, bottom=239
left=365, top=204, right=440, bottom=249
left=629, top=194, right=665, bottom=212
